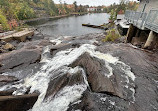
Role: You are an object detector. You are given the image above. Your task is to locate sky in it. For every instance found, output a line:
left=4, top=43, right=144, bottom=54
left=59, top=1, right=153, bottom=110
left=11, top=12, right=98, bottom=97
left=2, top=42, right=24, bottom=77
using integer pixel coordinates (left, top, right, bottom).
left=53, top=0, right=137, bottom=6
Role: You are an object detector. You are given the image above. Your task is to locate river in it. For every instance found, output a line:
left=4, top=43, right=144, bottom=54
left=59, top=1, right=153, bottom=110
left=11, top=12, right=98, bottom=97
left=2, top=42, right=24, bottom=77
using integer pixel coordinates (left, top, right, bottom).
left=28, top=13, right=109, bottom=36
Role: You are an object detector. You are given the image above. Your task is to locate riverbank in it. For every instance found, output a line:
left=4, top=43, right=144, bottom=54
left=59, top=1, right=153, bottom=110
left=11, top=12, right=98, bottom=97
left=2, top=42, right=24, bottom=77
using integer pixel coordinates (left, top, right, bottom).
left=23, top=12, right=88, bottom=24
left=0, top=13, right=108, bottom=54
left=0, top=30, right=157, bottom=111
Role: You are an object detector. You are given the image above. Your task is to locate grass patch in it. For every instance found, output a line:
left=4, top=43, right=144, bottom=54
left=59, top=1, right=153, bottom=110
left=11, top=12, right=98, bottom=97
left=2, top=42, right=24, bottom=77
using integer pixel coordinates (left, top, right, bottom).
left=102, top=29, right=120, bottom=42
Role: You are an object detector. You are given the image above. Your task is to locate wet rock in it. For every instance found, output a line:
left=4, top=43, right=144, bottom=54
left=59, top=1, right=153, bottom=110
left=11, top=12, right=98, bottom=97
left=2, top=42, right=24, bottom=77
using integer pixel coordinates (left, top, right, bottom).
left=93, top=42, right=100, bottom=46
left=0, top=46, right=42, bottom=73
left=97, top=43, right=158, bottom=111
left=50, top=43, right=80, bottom=56
left=45, top=69, right=85, bottom=100
left=0, top=91, right=14, bottom=96
left=68, top=90, right=129, bottom=111
left=70, top=53, right=125, bottom=98
left=0, top=93, right=39, bottom=111
left=0, top=87, right=18, bottom=96
left=38, top=40, right=52, bottom=46
left=10, top=63, right=41, bottom=80
left=15, top=39, right=52, bottom=50
left=0, top=75, right=18, bottom=82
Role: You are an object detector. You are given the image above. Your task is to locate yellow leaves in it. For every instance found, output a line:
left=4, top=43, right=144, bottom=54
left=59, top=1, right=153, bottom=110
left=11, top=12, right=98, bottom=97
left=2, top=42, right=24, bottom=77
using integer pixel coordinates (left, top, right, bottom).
left=0, top=10, right=9, bottom=30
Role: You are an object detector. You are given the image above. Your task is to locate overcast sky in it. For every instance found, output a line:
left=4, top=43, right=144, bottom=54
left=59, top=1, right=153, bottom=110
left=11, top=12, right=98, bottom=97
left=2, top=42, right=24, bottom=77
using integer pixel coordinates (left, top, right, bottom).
left=53, top=0, right=137, bottom=6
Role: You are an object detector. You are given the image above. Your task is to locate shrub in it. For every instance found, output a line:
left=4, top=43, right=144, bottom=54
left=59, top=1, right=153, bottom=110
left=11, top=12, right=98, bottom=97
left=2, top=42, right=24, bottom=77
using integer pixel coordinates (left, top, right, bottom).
left=102, top=29, right=120, bottom=42
left=0, top=10, right=9, bottom=31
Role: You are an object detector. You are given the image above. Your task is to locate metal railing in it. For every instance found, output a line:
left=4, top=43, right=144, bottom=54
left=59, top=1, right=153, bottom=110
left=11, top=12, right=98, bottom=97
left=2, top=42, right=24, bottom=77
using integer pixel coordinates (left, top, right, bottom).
left=125, top=10, right=147, bottom=29
left=145, top=10, right=158, bottom=33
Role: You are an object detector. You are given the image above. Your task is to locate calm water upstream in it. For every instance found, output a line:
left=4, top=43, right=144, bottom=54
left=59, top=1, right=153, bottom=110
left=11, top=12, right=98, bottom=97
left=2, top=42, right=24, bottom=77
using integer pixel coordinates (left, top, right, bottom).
left=28, top=13, right=109, bottom=36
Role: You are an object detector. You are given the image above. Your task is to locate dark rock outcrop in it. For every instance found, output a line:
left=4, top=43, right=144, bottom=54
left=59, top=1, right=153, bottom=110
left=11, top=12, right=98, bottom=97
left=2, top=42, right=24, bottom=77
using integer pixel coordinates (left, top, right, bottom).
left=0, top=46, right=42, bottom=73
left=45, top=69, right=85, bottom=100
left=68, top=90, right=130, bottom=111
left=70, top=53, right=131, bottom=100
left=97, top=43, right=158, bottom=111
left=0, top=93, right=38, bottom=111
left=70, top=53, right=115, bottom=93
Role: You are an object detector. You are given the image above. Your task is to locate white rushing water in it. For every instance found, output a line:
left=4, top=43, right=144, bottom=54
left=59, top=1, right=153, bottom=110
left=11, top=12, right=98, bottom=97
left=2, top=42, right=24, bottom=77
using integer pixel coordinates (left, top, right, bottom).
left=0, top=42, right=136, bottom=111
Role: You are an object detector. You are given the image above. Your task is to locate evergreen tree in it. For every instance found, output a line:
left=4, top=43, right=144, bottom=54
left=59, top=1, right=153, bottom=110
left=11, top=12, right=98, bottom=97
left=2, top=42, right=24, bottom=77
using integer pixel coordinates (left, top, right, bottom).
left=73, top=1, right=77, bottom=12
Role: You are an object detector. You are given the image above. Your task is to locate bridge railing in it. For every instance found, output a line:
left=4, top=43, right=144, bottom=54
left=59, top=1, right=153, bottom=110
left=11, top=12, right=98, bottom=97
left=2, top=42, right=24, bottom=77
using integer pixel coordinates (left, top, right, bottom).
left=125, top=10, right=147, bottom=29
left=145, top=10, right=158, bottom=33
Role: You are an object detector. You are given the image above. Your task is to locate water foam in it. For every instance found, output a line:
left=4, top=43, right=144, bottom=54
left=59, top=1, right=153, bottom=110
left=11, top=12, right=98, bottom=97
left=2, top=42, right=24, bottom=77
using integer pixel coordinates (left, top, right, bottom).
left=31, top=84, right=86, bottom=111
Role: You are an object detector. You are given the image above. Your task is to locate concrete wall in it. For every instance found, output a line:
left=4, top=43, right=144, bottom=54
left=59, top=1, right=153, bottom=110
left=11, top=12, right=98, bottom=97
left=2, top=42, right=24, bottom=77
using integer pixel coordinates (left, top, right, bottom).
left=137, top=0, right=158, bottom=13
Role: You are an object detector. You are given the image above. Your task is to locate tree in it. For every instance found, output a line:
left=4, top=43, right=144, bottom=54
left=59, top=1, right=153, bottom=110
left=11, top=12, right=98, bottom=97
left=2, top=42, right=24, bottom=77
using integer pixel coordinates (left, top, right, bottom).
left=109, top=9, right=117, bottom=22
left=33, top=0, right=40, bottom=4
left=119, top=0, right=129, bottom=4
left=73, top=1, right=77, bottom=12
left=59, top=0, right=62, bottom=4
left=0, top=0, right=9, bottom=8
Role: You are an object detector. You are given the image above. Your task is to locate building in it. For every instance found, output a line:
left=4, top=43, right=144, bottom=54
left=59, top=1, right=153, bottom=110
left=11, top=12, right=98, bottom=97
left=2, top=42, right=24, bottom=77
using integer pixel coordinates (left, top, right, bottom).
left=87, top=7, right=97, bottom=12
left=125, top=0, right=158, bottom=49
left=87, top=7, right=104, bottom=12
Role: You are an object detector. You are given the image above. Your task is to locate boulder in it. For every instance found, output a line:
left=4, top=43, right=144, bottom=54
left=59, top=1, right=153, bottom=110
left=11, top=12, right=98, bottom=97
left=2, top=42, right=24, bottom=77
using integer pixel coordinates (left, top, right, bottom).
left=45, top=69, right=84, bottom=100
left=69, top=52, right=132, bottom=99
left=38, top=40, right=52, bottom=46
left=0, top=46, right=42, bottom=73
left=70, top=53, right=115, bottom=94
left=2, top=43, right=15, bottom=51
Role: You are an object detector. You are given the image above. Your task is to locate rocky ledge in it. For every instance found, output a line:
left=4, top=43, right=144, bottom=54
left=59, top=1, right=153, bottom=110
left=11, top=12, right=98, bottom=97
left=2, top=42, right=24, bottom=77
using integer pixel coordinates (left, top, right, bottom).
left=0, top=33, right=157, bottom=111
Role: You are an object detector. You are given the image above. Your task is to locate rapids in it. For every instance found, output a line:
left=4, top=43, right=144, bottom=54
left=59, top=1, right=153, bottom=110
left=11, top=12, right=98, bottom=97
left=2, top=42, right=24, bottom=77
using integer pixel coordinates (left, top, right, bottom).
left=0, top=37, right=136, bottom=111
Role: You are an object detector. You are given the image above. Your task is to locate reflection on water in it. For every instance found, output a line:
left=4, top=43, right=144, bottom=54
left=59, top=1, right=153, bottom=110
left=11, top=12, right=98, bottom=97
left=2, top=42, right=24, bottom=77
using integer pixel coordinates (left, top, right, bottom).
left=28, top=13, right=109, bottom=36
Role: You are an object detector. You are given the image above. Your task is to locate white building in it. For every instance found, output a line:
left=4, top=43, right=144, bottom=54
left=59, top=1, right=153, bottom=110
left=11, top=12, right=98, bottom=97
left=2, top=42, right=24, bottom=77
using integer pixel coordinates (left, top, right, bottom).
left=87, top=7, right=97, bottom=12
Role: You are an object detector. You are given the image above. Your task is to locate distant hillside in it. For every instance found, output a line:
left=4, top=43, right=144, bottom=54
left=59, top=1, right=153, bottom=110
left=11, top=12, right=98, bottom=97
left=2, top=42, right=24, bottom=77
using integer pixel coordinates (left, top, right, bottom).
left=0, top=0, right=139, bottom=31
left=0, top=0, right=58, bottom=20
left=0, top=0, right=88, bottom=31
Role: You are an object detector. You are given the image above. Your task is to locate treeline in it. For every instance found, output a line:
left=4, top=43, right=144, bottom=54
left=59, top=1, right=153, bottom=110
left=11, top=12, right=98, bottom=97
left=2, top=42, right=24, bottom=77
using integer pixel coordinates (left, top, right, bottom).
left=0, top=0, right=88, bottom=31
left=106, top=0, right=139, bottom=22
left=105, top=1, right=139, bottom=14
left=0, top=0, right=36, bottom=30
